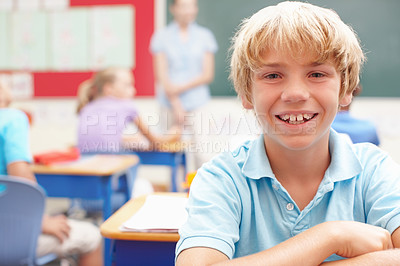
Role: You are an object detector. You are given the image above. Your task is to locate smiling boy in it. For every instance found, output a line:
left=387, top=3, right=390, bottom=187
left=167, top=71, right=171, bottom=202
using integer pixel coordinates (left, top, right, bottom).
left=175, top=2, right=400, bottom=265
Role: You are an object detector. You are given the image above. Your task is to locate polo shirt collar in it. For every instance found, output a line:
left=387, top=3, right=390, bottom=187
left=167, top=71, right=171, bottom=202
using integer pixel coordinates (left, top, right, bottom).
left=242, top=134, right=275, bottom=180
left=326, top=129, right=363, bottom=182
left=171, top=21, right=197, bottom=31
left=242, top=129, right=363, bottom=182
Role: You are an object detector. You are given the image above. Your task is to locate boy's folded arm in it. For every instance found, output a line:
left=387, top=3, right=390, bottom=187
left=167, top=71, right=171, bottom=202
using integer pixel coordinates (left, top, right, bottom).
left=177, top=222, right=334, bottom=265
left=322, top=227, right=400, bottom=266
left=320, top=249, right=400, bottom=266
left=176, top=221, right=395, bottom=266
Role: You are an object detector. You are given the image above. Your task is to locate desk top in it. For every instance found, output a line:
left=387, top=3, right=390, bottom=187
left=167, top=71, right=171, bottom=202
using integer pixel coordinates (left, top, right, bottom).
left=32, top=154, right=139, bottom=176
left=100, top=192, right=185, bottom=242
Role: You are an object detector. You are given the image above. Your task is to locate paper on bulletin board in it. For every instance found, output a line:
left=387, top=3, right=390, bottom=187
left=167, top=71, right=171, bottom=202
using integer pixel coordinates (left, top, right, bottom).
left=0, top=72, right=33, bottom=100
left=0, top=12, right=9, bottom=70
left=49, top=8, right=89, bottom=71
left=90, top=5, right=134, bottom=70
left=43, top=0, right=69, bottom=10
left=10, top=11, right=48, bottom=71
left=15, top=0, right=40, bottom=10
left=0, top=0, right=12, bottom=11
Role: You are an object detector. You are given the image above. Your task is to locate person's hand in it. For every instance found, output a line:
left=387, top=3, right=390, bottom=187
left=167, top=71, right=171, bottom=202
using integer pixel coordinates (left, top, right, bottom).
left=41, top=214, right=71, bottom=243
left=169, top=96, right=186, bottom=126
left=165, top=83, right=185, bottom=98
left=165, top=125, right=182, bottom=143
left=326, top=221, right=393, bottom=258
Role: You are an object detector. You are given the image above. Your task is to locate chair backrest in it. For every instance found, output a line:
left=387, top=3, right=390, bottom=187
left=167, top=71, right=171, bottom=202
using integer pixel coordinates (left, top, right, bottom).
left=0, top=176, right=46, bottom=266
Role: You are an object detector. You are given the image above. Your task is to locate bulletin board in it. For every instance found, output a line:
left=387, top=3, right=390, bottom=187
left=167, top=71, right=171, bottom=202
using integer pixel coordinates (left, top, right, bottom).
left=0, top=0, right=154, bottom=97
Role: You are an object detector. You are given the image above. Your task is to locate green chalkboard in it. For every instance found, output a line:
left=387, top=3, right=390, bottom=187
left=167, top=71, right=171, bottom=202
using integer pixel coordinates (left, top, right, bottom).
left=166, top=0, right=400, bottom=97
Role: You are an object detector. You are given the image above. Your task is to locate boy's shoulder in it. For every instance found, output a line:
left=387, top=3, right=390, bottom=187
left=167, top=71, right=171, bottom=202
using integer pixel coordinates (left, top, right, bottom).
left=203, top=135, right=265, bottom=176
left=0, top=108, right=27, bottom=124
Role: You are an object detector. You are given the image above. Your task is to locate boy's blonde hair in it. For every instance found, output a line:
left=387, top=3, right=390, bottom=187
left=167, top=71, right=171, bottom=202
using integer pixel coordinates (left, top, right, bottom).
left=76, top=67, right=125, bottom=113
left=229, top=1, right=365, bottom=103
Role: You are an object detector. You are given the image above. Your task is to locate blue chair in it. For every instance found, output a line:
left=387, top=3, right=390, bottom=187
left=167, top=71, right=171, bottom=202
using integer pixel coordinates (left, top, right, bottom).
left=0, top=176, right=58, bottom=266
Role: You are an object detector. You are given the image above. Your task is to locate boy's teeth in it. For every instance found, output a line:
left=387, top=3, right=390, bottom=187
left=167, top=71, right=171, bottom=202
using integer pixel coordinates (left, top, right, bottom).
left=297, top=114, right=303, bottom=121
left=279, top=113, right=315, bottom=124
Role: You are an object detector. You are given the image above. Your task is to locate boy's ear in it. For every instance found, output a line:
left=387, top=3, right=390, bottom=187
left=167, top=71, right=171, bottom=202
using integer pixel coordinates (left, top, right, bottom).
left=339, top=92, right=353, bottom=108
left=241, top=95, right=254, bottom=109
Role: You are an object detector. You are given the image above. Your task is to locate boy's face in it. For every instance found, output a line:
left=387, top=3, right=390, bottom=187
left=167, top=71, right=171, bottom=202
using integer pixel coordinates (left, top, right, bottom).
left=243, top=50, right=352, bottom=151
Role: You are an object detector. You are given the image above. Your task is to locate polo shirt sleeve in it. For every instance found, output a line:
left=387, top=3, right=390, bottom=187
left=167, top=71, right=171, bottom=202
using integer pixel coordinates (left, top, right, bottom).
left=203, top=28, right=218, bottom=54
left=176, top=154, right=242, bottom=260
left=150, top=30, right=165, bottom=54
left=362, top=146, right=400, bottom=234
left=3, top=110, right=32, bottom=166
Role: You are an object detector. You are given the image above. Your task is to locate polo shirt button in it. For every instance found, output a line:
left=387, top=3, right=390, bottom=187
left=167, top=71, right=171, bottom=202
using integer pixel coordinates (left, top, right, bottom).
left=272, top=184, right=278, bottom=190
left=286, top=203, right=294, bottom=211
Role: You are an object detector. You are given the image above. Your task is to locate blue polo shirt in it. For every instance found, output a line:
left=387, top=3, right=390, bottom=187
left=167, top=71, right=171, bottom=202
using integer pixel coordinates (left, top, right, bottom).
left=176, top=129, right=400, bottom=262
left=0, top=108, right=31, bottom=175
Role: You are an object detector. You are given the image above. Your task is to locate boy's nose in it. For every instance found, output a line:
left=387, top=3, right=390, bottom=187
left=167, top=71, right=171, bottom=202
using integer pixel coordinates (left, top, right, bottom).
left=281, top=80, right=310, bottom=103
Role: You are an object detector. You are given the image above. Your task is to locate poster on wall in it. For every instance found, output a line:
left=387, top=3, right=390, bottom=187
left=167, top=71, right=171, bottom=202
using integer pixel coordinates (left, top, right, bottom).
left=0, top=72, right=33, bottom=100
left=0, top=0, right=12, bottom=11
left=10, top=11, right=48, bottom=71
left=90, top=5, right=134, bottom=70
left=43, top=0, right=69, bottom=10
left=15, top=0, right=40, bottom=10
left=49, top=8, right=89, bottom=71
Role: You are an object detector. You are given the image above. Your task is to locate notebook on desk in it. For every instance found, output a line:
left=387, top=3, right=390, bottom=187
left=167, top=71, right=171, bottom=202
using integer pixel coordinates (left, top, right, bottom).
left=120, top=194, right=188, bottom=233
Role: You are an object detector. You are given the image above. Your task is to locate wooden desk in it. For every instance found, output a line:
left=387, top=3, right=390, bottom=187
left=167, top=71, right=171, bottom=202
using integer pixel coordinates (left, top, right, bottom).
left=101, top=193, right=185, bottom=266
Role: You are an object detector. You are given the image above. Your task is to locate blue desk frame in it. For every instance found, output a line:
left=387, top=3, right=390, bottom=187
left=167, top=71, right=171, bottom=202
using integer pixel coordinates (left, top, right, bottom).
left=33, top=155, right=139, bottom=266
left=35, top=171, right=136, bottom=221
left=134, top=151, right=186, bottom=192
left=112, top=240, right=176, bottom=266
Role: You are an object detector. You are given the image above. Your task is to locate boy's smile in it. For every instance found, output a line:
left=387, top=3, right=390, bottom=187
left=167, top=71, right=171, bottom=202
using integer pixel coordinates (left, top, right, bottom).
left=243, top=50, right=352, bottom=151
left=276, top=112, right=318, bottom=125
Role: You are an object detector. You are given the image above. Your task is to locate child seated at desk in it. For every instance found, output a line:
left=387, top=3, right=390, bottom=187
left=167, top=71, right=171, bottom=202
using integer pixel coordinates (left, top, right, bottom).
left=77, top=66, right=181, bottom=153
left=0, top=82, right=103, bottom=266
left=176, top=1, right=400, bottom=265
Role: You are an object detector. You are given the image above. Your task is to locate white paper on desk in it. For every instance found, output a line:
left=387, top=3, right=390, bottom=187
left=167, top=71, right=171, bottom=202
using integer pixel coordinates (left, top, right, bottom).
left=120, top=195, right=189, bottom=233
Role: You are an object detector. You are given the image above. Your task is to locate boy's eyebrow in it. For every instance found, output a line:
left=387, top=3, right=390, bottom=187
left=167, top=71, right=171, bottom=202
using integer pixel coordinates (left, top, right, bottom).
left=259, top=61, right=328, bottom=68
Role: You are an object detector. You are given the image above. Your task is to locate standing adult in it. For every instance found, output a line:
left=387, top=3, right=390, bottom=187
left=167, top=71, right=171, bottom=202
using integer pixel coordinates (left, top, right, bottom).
left=150, top=0, right=218, bottom=170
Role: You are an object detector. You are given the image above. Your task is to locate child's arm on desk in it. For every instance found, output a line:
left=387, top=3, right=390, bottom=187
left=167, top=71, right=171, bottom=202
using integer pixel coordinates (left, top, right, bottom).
left=322, top=226, right=400, bottom=266
left=131, top=116, right=181, bottom=149
left=176, top=221, right=394, bottom=266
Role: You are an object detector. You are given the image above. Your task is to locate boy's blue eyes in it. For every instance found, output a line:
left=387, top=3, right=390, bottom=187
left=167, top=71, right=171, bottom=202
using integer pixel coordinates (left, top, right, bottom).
left=265, top=74, right=280, bottom=79
left=310, top=73, right=325, bottom=78
left=263, top=72, right=325, bottom=79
